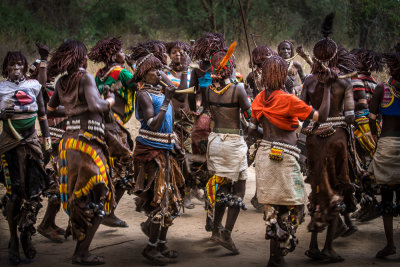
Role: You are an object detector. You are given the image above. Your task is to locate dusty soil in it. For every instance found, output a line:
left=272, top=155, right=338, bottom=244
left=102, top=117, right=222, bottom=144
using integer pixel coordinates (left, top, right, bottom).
left=0, top=166, right=400, bottom=267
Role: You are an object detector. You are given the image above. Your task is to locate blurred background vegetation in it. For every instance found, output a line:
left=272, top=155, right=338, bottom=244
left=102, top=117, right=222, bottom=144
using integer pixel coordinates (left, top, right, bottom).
left=1, top=0, right=399, bottom=75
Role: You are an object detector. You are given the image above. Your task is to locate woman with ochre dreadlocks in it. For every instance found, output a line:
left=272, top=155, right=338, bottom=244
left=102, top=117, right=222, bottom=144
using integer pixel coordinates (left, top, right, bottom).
left=131, top=51, right=185, bottom=266
left=189, top=32, right=225, bottom=230
left=165, top=41, right=195, bottom=209
left=88, top=37, right=135, bottom=228
left=278, top=40, right=306, bottom=95
left=348, top=48, right=383, bottom=223
left=368, top=43, right=400, bottom=259
left=246, top=45, right=274, bottom=99
left=0, top=49, right=51, bottom=265
left=249, top=55, right=330, bottom=267
left=204, top=44, right=251, bottom=255
left=300, top=13, right=356, bottom=263
left=47, top=40, right=115, bottom=265
left=27, top=43, right=69, bottom=243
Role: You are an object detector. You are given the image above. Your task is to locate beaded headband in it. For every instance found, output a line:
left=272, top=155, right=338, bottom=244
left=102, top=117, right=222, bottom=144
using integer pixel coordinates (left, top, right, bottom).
left=313, top=38, right=338, bottom=66
left=136, top=53, right=154, bottom=70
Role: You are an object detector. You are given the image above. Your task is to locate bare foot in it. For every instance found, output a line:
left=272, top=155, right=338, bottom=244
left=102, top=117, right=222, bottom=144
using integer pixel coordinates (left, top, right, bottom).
left=52, top=224, right=66, bottom=235
left=267, top=257, right=289, bottom=267
left=320, top=248, right=344, bottom=263
left=72, top=253, right=105, bottom=265
left=142, top=246, right=170, bottom=266
left=8, top=239, right=20, bottom=265
left=101, top=213, right=128, bottom=228
left=183, top=197, right=195, bottom=209
left=376, top=245, right=396, bottom=258
left=20, top=232, right=36, bottom=260
left=214, top=229, right=239, bottom=255
left=38, top=225, right=64, bottom=243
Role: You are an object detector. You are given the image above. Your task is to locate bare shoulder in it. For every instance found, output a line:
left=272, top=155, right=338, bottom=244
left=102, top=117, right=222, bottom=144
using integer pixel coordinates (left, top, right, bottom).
left=337, top=78, right=352, bottom=88
left=293, top=61, right=303, bottom=68
left=234, top=82, right=247, bottom=94
left=136, top=89, right=151, bottom=101
left=303, top=74, right=316, bottom=87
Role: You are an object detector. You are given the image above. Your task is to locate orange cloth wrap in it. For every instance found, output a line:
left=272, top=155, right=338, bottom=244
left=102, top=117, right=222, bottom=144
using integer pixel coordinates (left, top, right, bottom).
left=251, top=90, right=313, bottom=131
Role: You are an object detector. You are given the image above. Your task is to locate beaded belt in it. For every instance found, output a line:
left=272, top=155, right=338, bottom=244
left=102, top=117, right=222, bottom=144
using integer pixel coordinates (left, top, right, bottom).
left=66, top=119, right=105, bottom=135
left=138, top=129, right=176, bottom=144
left=302, top=116, right=347, bottom=137
left=259, top=140, right=300, bottom=161
left=49, top=127, right=65, bottom=138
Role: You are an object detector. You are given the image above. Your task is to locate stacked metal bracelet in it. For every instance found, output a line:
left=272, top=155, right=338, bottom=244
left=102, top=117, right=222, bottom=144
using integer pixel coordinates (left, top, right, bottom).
left=160, top=102, right=169, bottom=112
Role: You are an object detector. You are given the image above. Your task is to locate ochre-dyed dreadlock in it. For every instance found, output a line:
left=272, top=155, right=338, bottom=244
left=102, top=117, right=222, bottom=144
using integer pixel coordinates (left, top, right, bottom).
left=278, top=40, right=295, bottom=58
left=134, top=55, right=162, bottom=81
left=129, top=40, right=167, bottom=65
left=47, top=40, right=87, bottom=78
left=262, top=55, right=288, bottom=91
left=88, top=37, right=122, bottom=64
left=351, top=48, right=383, bottom=73
left=210, top=51, right=235, bottom=79
left=165, top=41, right=192, bottom=56
left=312, top=12, right=338, bottom=74
left=2, top=51, right=28, bottom=78
left=192, top=32, right=225, bottom=61
left=251, top=46, right=273, bottom=68
left=337, top=46, right=357, bottom=75
left=383, top=42, right=400, bottom=79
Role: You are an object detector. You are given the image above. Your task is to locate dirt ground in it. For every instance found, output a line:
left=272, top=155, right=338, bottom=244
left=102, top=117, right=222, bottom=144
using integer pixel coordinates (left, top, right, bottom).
left=0, top=166, right=400, bottom=267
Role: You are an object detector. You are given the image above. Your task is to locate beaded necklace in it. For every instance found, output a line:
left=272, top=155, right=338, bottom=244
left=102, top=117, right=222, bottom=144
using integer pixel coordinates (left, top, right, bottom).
left=209, top=82, right=233, bottom=95
left=388, top=77, right=400, bottom=99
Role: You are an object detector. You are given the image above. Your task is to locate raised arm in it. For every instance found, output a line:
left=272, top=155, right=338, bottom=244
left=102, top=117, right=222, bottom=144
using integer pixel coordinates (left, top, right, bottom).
left=137, top=85, right=175, bottom=132
left=294, top=61, right=306, bottom=83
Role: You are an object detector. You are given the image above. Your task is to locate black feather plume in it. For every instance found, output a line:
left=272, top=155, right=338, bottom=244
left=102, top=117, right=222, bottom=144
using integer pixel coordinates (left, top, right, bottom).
left=321, top=12, right=335, bottom=38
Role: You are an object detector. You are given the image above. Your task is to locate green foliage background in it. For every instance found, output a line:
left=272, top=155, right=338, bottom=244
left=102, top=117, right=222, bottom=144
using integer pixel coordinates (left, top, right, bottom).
left=1, top=0, right=399, bottom=73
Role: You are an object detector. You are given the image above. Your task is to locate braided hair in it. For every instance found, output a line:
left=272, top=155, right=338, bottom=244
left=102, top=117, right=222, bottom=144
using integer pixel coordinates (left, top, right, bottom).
left=251, top=46, right=274, bottom=68
left=192, top=32, right=225, bottom=61
left=383, top=42, right=400, bottom=79
left=351, top=48, right=383, bottom=73
left=129, top=40, right=167, bottom=65
left=210, top=51, right=235, bottom=79
left=134, top=54, right=162, bottom=80
left=312, top=12, right=338, bottom=74
left=47, top=40, right=87, bottom=78
left=262, top=55, right=288, bottom=91
left=88, top=37, right=123, bottom=63
left=165, top=41, right=192, bottom=56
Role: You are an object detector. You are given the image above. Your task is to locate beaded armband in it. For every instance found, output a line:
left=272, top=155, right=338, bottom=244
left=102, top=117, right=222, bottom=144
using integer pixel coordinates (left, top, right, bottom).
left=242, top=108, right=252, bottom=121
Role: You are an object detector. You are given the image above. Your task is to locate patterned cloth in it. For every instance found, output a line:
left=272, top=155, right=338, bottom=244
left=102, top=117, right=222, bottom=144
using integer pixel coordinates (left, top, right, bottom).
left=95, top=66, right=134, bottom=123
left=58, top=130, right=114, bottom=240
left=0, top=79, right=41, bottom=131
left=351, top=74, right=377, bottom=104
left=380, top=79, right=400, bottom=117
left=255, top=140, right=306, bottom=206
left=166, top=68, right=191, bottom=88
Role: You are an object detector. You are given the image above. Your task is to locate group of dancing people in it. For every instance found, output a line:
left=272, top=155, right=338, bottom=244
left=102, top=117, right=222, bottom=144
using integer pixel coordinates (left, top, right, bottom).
left=0, top=12, right=399, bottom=267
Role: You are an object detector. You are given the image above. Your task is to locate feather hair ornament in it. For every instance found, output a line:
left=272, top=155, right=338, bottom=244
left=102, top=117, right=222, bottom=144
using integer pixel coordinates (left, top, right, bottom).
left=216, top=41, right=237, bottom=73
